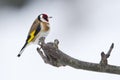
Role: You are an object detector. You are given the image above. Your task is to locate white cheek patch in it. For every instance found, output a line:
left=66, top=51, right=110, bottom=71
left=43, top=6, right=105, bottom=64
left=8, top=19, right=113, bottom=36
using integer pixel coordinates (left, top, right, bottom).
left=41, top=18, right=48, bottom=23
left=40, top=14, right=43, bottom=19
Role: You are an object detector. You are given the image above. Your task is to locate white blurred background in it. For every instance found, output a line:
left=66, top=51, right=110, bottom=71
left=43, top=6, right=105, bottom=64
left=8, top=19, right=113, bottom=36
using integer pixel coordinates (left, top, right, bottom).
left=0, top=0, right=120, bottom=80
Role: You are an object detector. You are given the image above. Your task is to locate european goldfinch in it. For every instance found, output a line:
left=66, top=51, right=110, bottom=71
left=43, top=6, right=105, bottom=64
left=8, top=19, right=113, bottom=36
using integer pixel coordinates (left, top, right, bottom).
left=17, top=14, right=51, bottom=57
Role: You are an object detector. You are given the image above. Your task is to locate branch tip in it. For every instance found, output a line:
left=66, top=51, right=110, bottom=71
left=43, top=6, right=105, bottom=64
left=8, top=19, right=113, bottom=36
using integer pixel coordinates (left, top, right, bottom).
left=111, top=43, right=114, bottom=49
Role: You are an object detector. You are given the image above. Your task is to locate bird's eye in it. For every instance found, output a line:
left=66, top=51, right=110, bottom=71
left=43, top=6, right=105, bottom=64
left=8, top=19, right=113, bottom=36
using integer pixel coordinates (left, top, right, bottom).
left=43, top=15, right=47, bottom=19
left=42, top=14, right=48, bottom=22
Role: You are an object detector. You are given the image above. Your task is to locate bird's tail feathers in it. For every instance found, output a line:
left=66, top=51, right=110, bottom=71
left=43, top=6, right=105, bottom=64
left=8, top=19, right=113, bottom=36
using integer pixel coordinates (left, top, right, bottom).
left=17, top=42, right=28, bottom=57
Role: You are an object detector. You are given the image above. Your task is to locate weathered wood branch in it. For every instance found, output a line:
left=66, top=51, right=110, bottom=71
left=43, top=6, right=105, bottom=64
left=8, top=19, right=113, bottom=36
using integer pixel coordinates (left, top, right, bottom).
left=37, top=38, right=120, bottom=75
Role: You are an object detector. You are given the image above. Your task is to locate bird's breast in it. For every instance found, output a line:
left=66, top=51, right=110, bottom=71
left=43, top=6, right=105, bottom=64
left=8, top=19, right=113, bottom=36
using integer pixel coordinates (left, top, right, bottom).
left=41, top=22, right=50, bottom=32
left=33, top=22, right=50, bottom=44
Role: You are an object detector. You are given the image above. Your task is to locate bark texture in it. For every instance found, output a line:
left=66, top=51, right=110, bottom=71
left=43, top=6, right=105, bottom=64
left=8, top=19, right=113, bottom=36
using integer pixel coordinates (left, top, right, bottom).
left=37, top=38, right=120, bottom=75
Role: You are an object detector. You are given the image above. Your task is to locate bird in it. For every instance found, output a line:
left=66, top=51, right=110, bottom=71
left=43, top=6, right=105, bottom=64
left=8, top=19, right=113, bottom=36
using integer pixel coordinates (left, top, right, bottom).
left=17, top=14, right=52, bottom=57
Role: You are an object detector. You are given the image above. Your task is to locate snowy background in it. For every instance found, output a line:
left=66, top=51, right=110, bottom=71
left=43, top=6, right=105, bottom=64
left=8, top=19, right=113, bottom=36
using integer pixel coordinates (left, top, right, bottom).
left=0, top=0, right=120, bottom=80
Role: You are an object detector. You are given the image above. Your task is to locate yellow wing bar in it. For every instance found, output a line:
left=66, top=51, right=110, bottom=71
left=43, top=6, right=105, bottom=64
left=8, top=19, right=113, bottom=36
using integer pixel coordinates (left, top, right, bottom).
left=27, top=30, right=35, bottom=43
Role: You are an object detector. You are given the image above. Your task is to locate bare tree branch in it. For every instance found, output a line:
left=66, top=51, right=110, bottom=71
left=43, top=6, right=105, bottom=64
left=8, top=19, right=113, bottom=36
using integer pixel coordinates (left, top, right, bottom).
left=37, top=38, right=120, bottom=75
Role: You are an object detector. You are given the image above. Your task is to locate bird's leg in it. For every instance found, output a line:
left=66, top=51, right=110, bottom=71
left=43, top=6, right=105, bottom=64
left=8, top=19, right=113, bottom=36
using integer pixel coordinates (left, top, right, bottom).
left=53, top=39, right=59, bottom=49
left=38, top=37, right=45, bottom=45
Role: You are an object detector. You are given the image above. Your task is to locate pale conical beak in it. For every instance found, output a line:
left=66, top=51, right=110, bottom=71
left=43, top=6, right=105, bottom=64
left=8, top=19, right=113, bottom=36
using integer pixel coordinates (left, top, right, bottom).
left=49, top=16, right=52, bottom=18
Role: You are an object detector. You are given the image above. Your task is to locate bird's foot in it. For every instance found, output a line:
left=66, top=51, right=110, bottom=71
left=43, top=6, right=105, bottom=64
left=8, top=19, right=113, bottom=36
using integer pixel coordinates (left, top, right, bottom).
left=38, top=37, right=45, bottom=45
